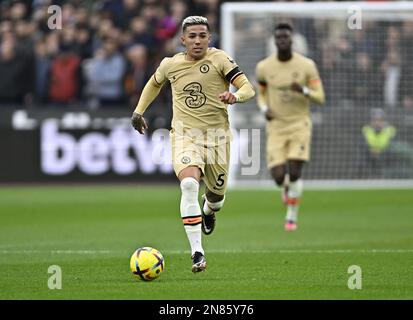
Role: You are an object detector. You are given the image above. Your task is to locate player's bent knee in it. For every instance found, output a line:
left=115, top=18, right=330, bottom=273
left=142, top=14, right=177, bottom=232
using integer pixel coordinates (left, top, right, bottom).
left=275, top=177, right=285, bottom=186
left=272, top=173, right=285, bottom=186
left=180, top=177, right=199, bottom=193
left=289, top=172, right=301, bottom=182
left=180, top=178, right=201, bottom=217
left=270, top=167, right=286, bottom=186
left=178, top=166, right=202, bottom=181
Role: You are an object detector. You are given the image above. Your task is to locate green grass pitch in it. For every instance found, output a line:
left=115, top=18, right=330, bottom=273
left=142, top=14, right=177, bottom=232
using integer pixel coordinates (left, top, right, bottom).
left=0, top=186, right=412, bottom=299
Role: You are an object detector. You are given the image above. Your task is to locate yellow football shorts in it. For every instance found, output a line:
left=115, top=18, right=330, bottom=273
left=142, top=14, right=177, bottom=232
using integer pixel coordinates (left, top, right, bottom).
left=171, top=133, right=230, bottom=196
left=266, top=120, right=312, bottom=168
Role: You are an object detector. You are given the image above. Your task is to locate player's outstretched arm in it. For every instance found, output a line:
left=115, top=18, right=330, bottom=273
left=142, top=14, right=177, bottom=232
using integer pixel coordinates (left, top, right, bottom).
left=219, top=74, right=255, bottom=104
left=131, top=76, right=163, bottom=134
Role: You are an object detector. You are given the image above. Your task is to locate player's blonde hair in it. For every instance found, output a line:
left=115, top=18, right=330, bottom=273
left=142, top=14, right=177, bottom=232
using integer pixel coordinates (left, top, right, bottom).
left=182, top=16, right=210, bottom=32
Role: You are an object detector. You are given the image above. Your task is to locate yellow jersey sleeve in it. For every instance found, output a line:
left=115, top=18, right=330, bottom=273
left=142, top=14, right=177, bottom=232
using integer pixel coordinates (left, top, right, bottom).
left=154, top=58, right=170, bottom=85
left=255, top=60, right=269, bottom=111
left=306, top=60, right=322, bottom=87
left=133, top=76, right=163, bottom=115
left=255, top=61, right=267, bottom=86
left=306, top=60, right=325, bottom=105
left=214, top=51, right=243, bottom=84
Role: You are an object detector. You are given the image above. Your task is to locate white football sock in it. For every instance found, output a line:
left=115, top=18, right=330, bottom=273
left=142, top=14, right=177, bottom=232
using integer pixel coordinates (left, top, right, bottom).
left=286, top=204, right=298, bottom=222
left=283, top=173, right=290, bottom=187
left=180, top=177, right=204, bottom=256
left=289, top=179, right=303, bottom=198
left=286, top=179, right=303, bottom=222
left=203, top=196, right=225, bottom=216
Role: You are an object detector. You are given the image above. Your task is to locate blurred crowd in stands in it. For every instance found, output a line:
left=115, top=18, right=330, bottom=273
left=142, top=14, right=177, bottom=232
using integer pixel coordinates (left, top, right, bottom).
left=0, top=0, right=412, bottom=113
left=316, top=20, right=413, bottom=111
left=0, top=0, right=222, bottom=112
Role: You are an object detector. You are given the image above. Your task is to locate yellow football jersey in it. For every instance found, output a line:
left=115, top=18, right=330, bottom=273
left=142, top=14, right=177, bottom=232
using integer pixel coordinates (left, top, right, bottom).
left=154, top=47, right=243, bottom=146
left=256, top=52, right=323, bottom=125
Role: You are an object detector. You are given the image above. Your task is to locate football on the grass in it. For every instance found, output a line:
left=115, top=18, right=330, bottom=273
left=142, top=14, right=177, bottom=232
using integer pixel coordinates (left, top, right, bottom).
left=130, top=247, right=165, bottom=281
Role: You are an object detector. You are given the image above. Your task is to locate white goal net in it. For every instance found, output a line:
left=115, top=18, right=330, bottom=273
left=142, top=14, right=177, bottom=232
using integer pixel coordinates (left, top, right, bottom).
left=223, top=1, right=413, bottom=189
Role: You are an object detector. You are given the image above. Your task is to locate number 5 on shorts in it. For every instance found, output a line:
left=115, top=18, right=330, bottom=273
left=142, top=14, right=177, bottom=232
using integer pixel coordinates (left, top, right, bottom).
left=216, top=173, right=225, bottom=187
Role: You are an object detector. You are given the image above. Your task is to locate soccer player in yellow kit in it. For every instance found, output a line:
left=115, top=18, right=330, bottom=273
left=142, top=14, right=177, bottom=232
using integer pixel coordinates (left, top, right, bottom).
left=256, top=23, right=325, bottom=231
left=131, top=16, right=255, bottom=272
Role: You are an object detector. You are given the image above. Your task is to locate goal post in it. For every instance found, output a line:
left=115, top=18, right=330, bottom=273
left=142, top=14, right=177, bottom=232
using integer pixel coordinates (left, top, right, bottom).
left=222, top=1, right=413, bottom=189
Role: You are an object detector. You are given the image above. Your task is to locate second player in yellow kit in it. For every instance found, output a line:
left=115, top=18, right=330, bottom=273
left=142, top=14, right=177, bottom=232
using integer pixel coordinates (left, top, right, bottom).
left=256, top=23, right=325, bottom=232
left=256, top=52, right=322, bottom=167
left=131, top=16, right=255, bottom=272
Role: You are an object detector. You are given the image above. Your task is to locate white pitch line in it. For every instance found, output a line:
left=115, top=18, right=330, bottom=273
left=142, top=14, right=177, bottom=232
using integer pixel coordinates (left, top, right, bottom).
left=0, top=250, right=112, bottom=254
left=281, top=249, right=413, bottom=254
left=0, top=249, right=412, bottom=255
left=166, top=249, right=413, bottom=254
